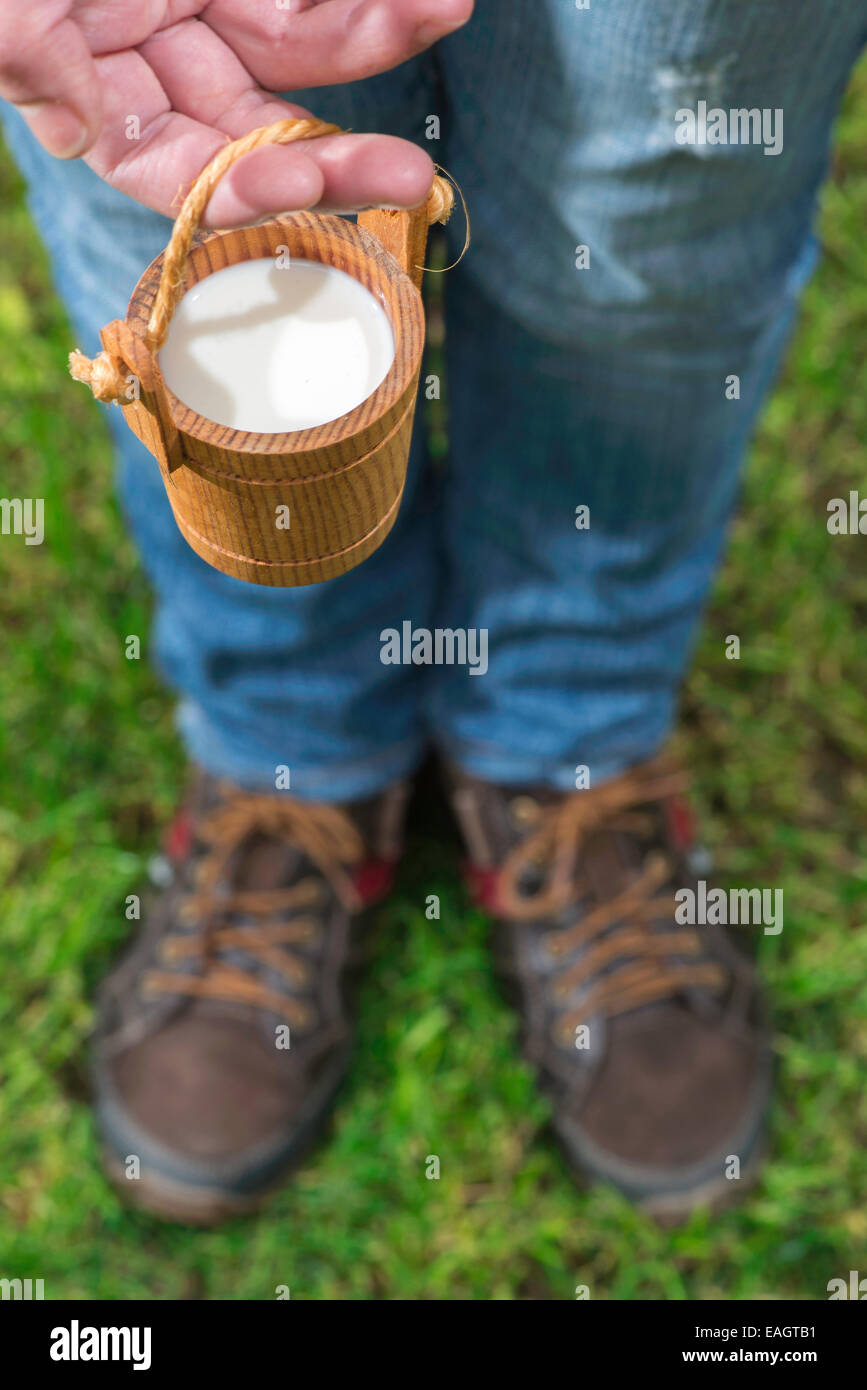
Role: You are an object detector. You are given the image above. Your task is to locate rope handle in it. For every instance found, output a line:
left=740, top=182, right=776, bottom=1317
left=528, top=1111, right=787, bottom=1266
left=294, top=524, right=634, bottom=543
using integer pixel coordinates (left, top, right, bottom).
left=69, top=116, right=456, bottom=404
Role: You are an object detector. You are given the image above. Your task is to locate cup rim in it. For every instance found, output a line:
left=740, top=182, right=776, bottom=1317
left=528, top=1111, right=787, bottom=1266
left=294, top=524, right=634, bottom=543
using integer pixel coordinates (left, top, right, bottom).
left=125, top=212, right=424, bottom=456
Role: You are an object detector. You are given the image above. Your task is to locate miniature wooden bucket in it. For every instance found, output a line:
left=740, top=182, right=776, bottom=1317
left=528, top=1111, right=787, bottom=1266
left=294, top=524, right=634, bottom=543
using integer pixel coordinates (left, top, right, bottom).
left=70, top=119, right=454, bottom=587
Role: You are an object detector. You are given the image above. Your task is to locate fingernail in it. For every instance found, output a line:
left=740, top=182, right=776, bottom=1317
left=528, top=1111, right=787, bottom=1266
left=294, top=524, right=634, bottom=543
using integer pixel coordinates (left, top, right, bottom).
left=14, top=100, right=90, bottom=159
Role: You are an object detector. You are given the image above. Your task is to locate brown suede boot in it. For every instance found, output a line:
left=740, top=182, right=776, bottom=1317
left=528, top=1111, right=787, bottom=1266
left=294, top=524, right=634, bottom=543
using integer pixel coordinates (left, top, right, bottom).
left=93, top=771, right=407, bottom=1224
left=448, top=755, right=772, bottom=1221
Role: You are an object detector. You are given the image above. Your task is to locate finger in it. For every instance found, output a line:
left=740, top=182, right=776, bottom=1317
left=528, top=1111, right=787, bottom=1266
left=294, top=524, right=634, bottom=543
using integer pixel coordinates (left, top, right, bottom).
left=139, top=19, right=434, bottom=214
left=84, top=49, right=325, bottom=223
left=286, top=132, right=434, bottom=213
left=70, top=0, right=203, bottom=54
left=0, top=0, right=101, bottom=156
left=203, top=0, right=474, bottom=90
left=136, top=15, right=312, bottom=132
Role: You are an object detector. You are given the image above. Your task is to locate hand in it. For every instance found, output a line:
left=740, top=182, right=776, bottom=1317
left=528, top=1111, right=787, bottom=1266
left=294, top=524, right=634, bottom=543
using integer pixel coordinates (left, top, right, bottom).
left=0, top=0, right=472, bottom=224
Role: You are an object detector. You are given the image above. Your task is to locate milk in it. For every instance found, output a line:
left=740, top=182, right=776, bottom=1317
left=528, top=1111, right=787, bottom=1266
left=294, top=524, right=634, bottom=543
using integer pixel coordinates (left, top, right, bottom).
left=158, top=258, right=395, bottom=433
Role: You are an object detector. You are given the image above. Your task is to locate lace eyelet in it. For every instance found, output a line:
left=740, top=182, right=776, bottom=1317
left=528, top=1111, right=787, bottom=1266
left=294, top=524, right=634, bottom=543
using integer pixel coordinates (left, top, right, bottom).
left=509, top=795, right=541, bottom=828
left=163, top=937, right=194, bottom=964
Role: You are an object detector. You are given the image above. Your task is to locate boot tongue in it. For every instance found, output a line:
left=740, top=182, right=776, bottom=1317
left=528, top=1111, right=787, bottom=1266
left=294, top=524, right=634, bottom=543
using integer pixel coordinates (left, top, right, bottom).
left=231, top=832, right=306, bottom=893
left=223, top=788, right=406, bottom=894
left=193, top=781, right=409, bottom=898
left=190, top=776, right=311, bottom=895
left=580, top=820, right=650, bottom=903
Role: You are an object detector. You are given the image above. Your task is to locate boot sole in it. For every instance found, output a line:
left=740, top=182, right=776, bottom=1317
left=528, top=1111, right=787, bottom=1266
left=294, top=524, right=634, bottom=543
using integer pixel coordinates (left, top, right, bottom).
left=102, top=1148, right=275, bottom=1225
left=95, top=1047, right=348, bottom=1227
left=553, top=1100, right=771, bottom=1226
left=100, top=1147, right=298, bottom=1226
left=635, top=1138, right=768, bottom=1226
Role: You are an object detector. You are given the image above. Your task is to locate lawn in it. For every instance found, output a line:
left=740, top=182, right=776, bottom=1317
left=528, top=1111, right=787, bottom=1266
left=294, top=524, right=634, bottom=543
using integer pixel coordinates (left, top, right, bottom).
left=1, top=69, right=866, bottom=1300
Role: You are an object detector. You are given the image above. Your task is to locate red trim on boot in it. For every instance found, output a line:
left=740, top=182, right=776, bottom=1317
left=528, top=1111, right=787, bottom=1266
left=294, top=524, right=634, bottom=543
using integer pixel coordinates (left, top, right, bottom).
left=664, top=794, right=696, bottom=853
left=351, top=856, right=399, bottom=906
left=463, top=861, right=504, bottom=915
left=163, top=807, right=194, bottom=864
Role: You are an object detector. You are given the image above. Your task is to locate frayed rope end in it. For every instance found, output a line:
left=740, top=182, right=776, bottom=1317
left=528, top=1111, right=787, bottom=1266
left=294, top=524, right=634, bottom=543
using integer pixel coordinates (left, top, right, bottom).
left=418, top=165, right=470, bottom=275
left=68, top=348, right=127, bottom=404
left=427, top=176, right=455, bottom=226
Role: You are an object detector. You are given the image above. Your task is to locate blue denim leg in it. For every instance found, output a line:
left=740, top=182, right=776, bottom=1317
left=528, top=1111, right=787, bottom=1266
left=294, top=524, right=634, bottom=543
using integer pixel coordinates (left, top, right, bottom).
left=1, top=56, right=440, bottom=799
left=7, top=2, right=867, bottom=798
left=426, top=0, right=867, bottom=787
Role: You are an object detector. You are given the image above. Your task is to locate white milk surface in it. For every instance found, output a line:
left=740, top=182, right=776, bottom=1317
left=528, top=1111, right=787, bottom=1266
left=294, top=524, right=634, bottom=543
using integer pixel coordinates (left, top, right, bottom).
left=158, top=258, right=395, bottom=433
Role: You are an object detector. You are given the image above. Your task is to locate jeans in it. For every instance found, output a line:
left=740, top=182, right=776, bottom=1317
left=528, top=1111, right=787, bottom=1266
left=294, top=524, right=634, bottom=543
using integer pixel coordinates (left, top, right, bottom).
left=4, top=1, right=866, bottom=798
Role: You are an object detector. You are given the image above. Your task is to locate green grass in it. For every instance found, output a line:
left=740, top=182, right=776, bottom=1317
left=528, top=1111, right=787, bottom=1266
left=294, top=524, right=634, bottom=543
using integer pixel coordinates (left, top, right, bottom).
left=2, top=76, right=867, bottom=1300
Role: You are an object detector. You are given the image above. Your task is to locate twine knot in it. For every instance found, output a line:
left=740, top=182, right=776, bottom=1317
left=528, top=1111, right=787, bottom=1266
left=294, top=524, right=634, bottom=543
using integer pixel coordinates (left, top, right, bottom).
left=426, top=176, right=454, bottom=225
left=68, top=347, right=128, bottom=404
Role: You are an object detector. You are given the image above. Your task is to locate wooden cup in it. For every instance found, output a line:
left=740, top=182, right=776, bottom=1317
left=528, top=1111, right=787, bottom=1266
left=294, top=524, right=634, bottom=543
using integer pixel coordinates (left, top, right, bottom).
left=70, top=120, right=453, bottom=587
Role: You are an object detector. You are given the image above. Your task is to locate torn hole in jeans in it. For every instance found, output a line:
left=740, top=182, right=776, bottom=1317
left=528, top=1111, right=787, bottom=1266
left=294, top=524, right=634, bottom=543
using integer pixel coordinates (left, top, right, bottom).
left=653, top=54, right=738, bottom=156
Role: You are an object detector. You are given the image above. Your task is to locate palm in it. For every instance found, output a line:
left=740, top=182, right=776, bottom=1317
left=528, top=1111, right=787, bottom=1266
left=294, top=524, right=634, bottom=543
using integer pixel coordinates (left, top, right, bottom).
left=2, top=0, right=471, bottom=223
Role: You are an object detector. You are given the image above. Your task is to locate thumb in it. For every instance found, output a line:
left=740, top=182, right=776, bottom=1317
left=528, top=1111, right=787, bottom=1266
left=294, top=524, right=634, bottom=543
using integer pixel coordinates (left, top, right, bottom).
left=0, top=7, right=101, bottom=158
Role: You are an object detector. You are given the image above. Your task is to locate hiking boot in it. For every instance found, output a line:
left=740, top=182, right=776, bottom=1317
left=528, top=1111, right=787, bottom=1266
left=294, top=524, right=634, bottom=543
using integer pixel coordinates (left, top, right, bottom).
left=93, top=771, right=407, bottom=1224
left=449, top=755, right=772, bottom=1221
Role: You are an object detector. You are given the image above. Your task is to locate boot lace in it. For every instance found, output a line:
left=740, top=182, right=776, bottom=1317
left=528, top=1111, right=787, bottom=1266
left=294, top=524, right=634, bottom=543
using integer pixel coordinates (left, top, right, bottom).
left=497, top=758, right=727, bottom=1042
left=142, top=792, right=365, bottom=1031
